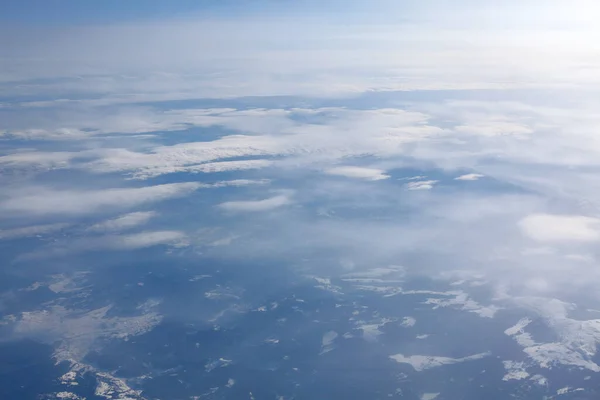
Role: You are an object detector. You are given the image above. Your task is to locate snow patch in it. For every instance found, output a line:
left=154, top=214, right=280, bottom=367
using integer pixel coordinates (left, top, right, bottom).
left=389, top=352, right=489, bottom=371
left=502, top=360, right=529, bottom=381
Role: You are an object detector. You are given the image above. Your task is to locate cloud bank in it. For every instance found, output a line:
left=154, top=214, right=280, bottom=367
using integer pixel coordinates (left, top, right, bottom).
left=0, top=183, right=201, bottom=216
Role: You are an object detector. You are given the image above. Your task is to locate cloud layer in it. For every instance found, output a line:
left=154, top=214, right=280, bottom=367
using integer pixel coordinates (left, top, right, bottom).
left=2, top=3, right=600, bottom=397
left=0, top=183, right=200, bottom=216
left=519, top=214, right=600, bottom=242
left=87, top=211, right=157, bottom=233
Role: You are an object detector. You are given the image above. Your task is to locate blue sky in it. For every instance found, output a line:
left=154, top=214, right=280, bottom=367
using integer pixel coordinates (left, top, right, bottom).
left=2, top=0, right=595, bottom=27
left=0, top=0, right=244, bottom=24
left=0, top=0, right=415, bottom=26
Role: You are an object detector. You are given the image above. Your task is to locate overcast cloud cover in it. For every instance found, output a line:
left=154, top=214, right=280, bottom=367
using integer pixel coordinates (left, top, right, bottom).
left=3, top=0, right=600, bottom=397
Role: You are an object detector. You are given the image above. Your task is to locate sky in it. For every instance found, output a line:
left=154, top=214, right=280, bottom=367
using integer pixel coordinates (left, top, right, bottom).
left=3, top=1, right=600, bottom=377
left=2, top=0, right=599, bottom=103
left=5, top=2, right=600, bottom=398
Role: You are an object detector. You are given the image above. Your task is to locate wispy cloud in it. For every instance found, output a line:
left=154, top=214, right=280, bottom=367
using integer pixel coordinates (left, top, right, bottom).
left=111, top=231, right=188, bottom=249
left=18, top=230, right=189, bottom=260
left=3, top=2, right=600, bottom=102
left=0, top=151, right=82, bottom=170
left=75, top=230, right=188, bottom=252
left=325, top=166, right=390, bottom=181
left=406, top=180, right=438, bottom=190
left=0, top=182, right=201, bottom=216
left=455, top=173, right=484, bottom=181
left=218, top=195, right=291, bottom=213
left=0, top=223, right=70, bottom=240
left=87, top=211, right=157, bottom=233
left=129, top=159, right=274, bottom=180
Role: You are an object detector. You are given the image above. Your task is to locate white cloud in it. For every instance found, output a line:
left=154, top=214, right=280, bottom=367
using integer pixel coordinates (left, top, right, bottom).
left=0, top=151, right=82, bottom=169
left=519, top=214, right=600, bottom=242
left=341, top=265, right=406, bottom=280
left=210, top=235, right=238, bottom=247
left=325, top=166, right=390, bottom=181
left=20, top=230, right=189, bottom=260
left=111, top=231, right=188, bottom=249
left=185, top=159, right=273, bottom=173
left=564, top=253, right=594, bottom=263
left=406, top=180, right=438, bottom=190
left=1, top=106, right=259, bottom=139
left=3, top=2, right=600, bottom=103
left=84, top=134, right=280, bottom=177
left=12, top=98, right=600, bottom=198
left=73, top=107, right=437, bottom=179
left=218, top=195, right=291, bottom=212
left=454, top=121, right=533, bottom=137
left=454, top=173, right=484, bottom=181
left=0, top=223, right=70, bottom=240
left=210, top=179, right=271, bottom=188
left=87, top=211, right=157, bottom=233
left=320, top=331, right=339, bottom=355
left=0, top=182, right=201, bottom=215
left=129, top=160, right=274, bottom=180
